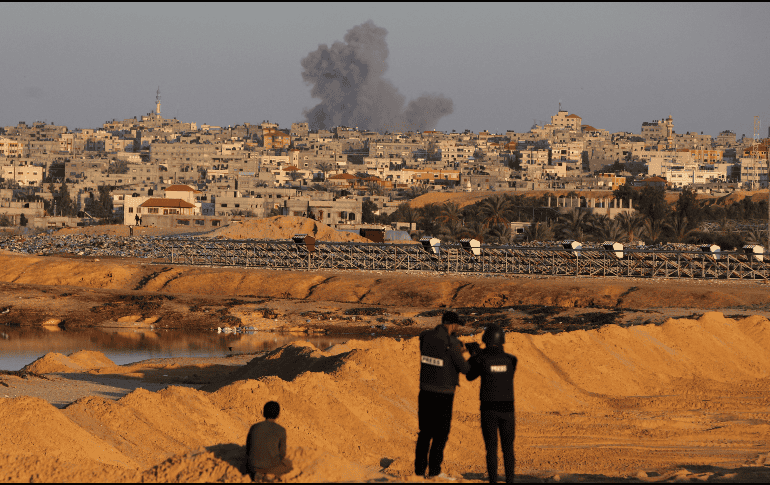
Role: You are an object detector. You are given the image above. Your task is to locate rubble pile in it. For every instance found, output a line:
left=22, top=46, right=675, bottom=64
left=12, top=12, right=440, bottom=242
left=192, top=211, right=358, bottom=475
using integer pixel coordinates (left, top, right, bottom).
left=0, top=234, right=173, bottom=259
left=0, top=232, right=721, bottom=261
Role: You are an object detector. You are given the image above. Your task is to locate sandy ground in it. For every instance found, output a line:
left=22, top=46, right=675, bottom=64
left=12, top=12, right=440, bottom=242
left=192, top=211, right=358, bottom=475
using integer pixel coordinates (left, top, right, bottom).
left=2, top=253, right=770, bottom=335
left=1, top=251, right=770, bottom=482
left=1, top=313, right=769, bottom=482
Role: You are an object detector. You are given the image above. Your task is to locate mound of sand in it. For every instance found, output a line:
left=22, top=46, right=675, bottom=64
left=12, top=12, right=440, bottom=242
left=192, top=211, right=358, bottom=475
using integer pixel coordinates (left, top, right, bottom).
left=2, top=312, right=770, bottom=482
left=206, top=216, right=369, bottom=242
left=23, top=351, right=116, bottom=374
left=68, top=350, right=117, bottom=369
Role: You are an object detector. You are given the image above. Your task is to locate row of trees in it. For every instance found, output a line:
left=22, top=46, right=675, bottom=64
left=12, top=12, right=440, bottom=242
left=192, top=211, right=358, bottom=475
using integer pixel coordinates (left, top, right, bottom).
left=44, top=181, right=114, bottom=220
left=373, top=187, right=770, bottom=249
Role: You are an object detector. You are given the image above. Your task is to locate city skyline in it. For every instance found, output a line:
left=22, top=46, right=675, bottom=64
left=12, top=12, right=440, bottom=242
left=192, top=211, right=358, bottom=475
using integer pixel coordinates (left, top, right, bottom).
left=2, top=3, right=769, bottom=137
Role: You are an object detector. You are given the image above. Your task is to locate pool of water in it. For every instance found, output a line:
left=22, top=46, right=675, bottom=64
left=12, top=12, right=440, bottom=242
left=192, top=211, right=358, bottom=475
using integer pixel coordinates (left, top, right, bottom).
left=0, top=325, right=378, bottom=371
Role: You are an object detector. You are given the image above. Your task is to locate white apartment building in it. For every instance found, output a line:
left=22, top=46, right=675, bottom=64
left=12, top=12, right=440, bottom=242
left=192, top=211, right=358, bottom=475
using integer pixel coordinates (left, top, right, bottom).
left=1, top=162, right=44, bottom=186
left=123, top=184, right=201, bottom=224
left=645, top=152, right=694, bottom=177
left=665, top=163, right=730, bottom=188
left=550, top=142, right=584, bottom=162
left=439, top=142, right=474, bottom=163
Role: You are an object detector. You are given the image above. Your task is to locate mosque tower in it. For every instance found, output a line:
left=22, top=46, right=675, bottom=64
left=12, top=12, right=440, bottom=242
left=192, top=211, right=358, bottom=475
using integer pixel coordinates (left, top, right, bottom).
left=155, top=87, right=161, bottom=116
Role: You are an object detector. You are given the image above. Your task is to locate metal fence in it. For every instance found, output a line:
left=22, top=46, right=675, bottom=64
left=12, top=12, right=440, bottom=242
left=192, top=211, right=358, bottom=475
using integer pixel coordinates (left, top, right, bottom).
left=155, top=239, right=770, bottom=280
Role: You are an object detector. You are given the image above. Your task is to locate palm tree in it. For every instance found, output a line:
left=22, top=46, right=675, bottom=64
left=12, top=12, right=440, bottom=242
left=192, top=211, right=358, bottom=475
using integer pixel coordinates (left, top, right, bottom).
left=523, top=221, right=555, bottom=242
left=592, top=217, right=624, bottom=243
left=406, top=185, right=430, bottom=199
left=615, top=212, right=646, bottom=243
left=744, top=225, right=766, bottom=245
left=462, top=204, right=481, bottom=223
left=419, top=203, right=443, bottom=234
left=440, top=220, right=467, bottom=242
left=488, top=223, right=515, bottom=245
left=437, top=201, right=463, bottom=226
left=463, top=220, right=490, bottom=243
left=480, top=195, right=513, bottom=226
left=316, top=162, right=334, bottom=181
left=667, top=215, right=699, bottom=243
left=394, top=202, right=419, bottom=227
left=556, top=208, right=590, bottom=241
left=641, top=217, right=666, bottom=245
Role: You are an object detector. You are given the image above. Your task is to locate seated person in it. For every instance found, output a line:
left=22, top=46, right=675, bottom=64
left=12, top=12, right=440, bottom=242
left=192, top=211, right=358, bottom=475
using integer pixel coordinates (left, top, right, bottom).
left=246, top=401, right=292, bottom=479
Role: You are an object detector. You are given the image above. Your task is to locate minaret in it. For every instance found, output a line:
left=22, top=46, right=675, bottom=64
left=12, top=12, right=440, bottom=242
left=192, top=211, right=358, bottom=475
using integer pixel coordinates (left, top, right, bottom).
left=155, top=87, right=161, bottom=116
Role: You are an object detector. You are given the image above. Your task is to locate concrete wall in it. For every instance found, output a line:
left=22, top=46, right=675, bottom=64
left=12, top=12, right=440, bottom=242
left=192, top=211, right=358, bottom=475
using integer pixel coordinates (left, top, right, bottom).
left=140, top=213, right=230, bottom=231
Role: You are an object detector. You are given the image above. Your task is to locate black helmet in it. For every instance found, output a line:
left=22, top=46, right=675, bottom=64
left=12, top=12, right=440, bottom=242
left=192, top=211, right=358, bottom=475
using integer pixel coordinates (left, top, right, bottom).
left=442, top=311, right=464, bottom=326
left=482, top=324, right=505, bottom=347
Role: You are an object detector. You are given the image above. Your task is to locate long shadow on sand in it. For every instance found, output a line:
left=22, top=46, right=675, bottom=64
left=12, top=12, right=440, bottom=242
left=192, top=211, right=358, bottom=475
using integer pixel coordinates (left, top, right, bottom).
left=206, top=443, right=249, bottom=475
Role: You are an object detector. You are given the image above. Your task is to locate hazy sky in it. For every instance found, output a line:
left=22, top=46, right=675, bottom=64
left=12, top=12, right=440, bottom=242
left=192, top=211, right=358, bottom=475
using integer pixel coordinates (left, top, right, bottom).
left=2, top=3, right=769, bottom=138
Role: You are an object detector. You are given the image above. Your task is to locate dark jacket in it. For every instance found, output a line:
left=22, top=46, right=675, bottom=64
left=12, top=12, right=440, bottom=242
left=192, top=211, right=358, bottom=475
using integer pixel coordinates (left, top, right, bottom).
left=246, top=420, right=287, bottom=473
left=419, top=324, right=471, bottom=394
left=467, top=346, right=517, bottom=412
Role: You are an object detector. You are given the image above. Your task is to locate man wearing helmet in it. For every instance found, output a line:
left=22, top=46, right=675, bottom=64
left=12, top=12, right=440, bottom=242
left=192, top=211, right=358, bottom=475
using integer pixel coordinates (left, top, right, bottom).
left=414, top=310, right=471, bottom=479
left=466, top=323, right=517, bottom=483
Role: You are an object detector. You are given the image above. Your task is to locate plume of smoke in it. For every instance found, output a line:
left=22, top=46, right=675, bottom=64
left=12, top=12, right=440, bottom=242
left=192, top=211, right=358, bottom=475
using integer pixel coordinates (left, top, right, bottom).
left=301, top=21, right=453, bottom=133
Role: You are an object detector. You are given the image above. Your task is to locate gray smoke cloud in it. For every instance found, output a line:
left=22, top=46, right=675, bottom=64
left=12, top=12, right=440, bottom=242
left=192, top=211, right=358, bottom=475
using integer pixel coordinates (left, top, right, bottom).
left=301, top=21, right=453, bottom=133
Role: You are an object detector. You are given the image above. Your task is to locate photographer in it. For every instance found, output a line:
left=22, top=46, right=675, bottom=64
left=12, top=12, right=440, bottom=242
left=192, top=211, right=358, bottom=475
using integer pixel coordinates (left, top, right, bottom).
left=465, top=324, right=517, bottom=483
left=414, top=310, right=471, bottom=479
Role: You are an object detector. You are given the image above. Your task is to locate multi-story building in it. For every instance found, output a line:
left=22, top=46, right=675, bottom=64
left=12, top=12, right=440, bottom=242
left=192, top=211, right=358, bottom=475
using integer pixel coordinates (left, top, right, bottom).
left=150, top=140, right=219, bottom=166
left=550, top=110, right=582, bottom=131
left=641, top=116, right=674, bottom=142
left=550, top=142, right=584, bottom=163
left=290, top=122, right=309, bottom=137
left=262, top=128, right=291, bottom=150
left=123, top=184, right=201, bottom=225
left=666, top=163, right=730, bottom=188
left=65, top=158, right=109, bottom=182
left=716, top=130, right=737, bottom=147
left=672, top=132, right=712, bottom=150
left=0, top=161, right=44, bottom=186
left=518, top=147, right=549, bottom=167
left=0, top=137, right=24, bottom=158
left=370, top=140, right=425, bottom=160
left=438, top=142, right=474, bottom=163
left=681, top=148, right=724, bottom=164
left=214, top=190, right=268, bottom=217
left=740, top=157, right=770, bottom=188
left=646, top=152, right=693, bottom=177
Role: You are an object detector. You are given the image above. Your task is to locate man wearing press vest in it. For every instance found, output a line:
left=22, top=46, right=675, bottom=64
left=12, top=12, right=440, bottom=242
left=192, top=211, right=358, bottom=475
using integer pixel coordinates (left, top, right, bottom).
left=415, top=310, right=471, bottom=479
left=465, top=323, right=517, bottom=483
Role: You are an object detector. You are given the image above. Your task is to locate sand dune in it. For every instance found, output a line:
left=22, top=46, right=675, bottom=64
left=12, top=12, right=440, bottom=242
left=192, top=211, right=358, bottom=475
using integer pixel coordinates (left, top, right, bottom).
left=1, top=312, right=769, bottom=482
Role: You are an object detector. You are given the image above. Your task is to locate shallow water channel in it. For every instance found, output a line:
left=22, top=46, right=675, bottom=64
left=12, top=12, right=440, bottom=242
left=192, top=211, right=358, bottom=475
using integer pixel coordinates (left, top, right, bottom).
left=0, top=325, right=376, bottom=371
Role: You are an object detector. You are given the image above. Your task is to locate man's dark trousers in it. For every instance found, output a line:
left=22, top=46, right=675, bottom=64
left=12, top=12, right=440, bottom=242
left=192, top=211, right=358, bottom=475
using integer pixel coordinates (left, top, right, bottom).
left=415, top=390, right=455, bottom=476
left=480, top=409, right=515, bottom=483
